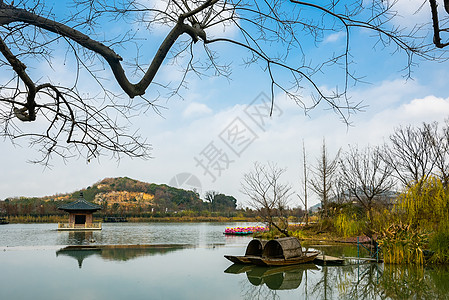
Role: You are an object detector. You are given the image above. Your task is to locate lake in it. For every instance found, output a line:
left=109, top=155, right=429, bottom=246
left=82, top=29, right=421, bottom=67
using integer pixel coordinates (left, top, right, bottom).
left=1, top=223, right=448, bottom=299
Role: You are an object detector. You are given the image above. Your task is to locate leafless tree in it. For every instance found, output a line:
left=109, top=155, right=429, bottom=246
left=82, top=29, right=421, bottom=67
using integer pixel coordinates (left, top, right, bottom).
left=381, top=124, right=436, bottom=189
left=297, top=140, right=309, bottom=225
left=331, top=175, right=351, bottom=206
left=309, top=138, right=340, bottom=218
left=241, top=161, right=293, bottom=236
left=427, top=120, right=449, bottom=187
left=0, top=1, right=446, bottom=163
left=339, top=145, right=395, bottom=221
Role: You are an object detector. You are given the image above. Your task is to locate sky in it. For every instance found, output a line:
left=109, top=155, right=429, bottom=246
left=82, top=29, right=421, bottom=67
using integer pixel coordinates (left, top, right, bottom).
left=1, top=0, right=449, bottom=208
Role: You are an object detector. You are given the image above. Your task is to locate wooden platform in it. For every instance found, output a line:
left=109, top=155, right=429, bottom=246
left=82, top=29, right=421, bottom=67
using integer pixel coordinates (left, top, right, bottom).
left=58, top=222, right=102, bottom=231
left=313, top=255, right=345, bottom=265
left=314, top=255, right=383, bottom=265
left=344, top=257, right=383, bottom=263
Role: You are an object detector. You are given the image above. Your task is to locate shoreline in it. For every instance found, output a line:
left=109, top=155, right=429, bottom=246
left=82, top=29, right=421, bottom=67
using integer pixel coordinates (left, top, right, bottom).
left=1, top=215, right=260, bottom=224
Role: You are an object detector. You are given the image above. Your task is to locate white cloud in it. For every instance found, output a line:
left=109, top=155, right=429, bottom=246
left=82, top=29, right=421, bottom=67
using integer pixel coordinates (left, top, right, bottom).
left=390, top=0, right=430, bottom=28
left=369, top=95, right=449, bottom=128
left=402, top=95, right=449, bottom=118
left=182, top=102, right=213, bottom=118
left=323, top=32, right=345, bottom=44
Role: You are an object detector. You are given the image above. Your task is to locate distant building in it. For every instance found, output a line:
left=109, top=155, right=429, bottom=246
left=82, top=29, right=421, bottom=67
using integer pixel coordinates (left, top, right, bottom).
left=310, top=189, right=399, bottom=214
left=309, top=202, right=321, bottom=213
left=329, top=189, right=399, bottom=209
left=58, top=193, right=102, bottom=230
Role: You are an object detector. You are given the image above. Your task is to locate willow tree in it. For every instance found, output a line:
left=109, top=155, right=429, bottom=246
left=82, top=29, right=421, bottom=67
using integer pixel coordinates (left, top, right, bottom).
left=0, top=0, right=445, bottom=163
left=396, top=176, right=449, bottom=228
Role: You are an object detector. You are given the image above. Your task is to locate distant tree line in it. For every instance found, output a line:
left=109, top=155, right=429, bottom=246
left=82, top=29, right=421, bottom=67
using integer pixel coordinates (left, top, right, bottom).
left=0, top=177, right=245, bottom=218
left=0, top=197, right=65, bottom=217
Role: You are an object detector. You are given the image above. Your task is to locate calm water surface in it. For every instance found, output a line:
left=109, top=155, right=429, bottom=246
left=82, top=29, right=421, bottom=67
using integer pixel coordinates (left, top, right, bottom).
left=1, top=223, right=448, bottom=300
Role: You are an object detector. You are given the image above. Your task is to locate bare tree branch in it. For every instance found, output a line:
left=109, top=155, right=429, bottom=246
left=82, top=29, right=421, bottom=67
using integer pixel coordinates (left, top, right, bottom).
left=241, top=161, right=293, bottom=236
left=0, top=0, right=447, bottom=163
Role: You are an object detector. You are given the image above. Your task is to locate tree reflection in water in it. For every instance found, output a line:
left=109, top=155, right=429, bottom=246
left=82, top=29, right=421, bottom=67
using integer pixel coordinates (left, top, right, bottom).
left=56, top=244, right=189, bottom=268
left=226, top=261, right=449, bottom=299
left=379, top=264, right=449, bottom=300
left=335, top=263, right=384, bottom=299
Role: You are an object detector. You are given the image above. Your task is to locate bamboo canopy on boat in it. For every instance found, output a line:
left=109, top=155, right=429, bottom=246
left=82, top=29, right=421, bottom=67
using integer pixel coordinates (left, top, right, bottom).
left=262, top=237, right=303, bottom=259
left=245, top=239, right=267, bottom=257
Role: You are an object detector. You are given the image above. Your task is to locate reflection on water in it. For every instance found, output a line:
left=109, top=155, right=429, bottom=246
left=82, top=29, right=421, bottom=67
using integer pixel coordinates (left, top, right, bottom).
left=2, top=223, right=449, bottom=299
left=0, top=222, right=257, bottom=247
left=56, top=244, right=190, bottom=268
left=56, top=247, right=101, bottom=268
left=379, top=264, right=449, bottom=300
left=66, top=231, right=95, bottom=245
left=225, top=257, right=449, bottom=299
left=225, top=263, right=319, bottom=290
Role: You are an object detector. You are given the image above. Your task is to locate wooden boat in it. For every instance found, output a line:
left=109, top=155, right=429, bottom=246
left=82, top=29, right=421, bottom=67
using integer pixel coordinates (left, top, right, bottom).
left=249, top=251, right=320, bottom=266
left=225, top=237, right=321, bottom=266
left=224, top=254, right=260, bottom=264
left=224, top=239, right=267, bottom=264
left=249, top=237, right=320, bottom=266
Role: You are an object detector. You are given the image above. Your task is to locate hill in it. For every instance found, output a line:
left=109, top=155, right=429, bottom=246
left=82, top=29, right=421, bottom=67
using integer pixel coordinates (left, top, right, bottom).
left=84, top=177, right=205, bottom=213
left=1, top=177, right=238, bottom=217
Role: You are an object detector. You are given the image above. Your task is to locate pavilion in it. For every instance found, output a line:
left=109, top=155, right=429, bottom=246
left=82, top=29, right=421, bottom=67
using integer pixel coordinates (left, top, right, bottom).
left=58, top=193, right=102, bottom=230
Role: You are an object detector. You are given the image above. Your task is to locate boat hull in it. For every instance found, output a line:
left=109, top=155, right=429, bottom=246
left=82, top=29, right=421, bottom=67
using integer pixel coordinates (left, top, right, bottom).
left=224, top=255, right=261, bottom=264
left=249, top=251, right=320, bottom=266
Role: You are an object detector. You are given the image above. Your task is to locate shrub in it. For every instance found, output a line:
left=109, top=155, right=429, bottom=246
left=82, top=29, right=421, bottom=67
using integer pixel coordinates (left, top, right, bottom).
left=429, top=221, right=449, bottom=264
left=334, top=213, right=363, bottom=237
left=396, top=176, right=449, bottom=229
left=378, top=223, right=428, bottom=264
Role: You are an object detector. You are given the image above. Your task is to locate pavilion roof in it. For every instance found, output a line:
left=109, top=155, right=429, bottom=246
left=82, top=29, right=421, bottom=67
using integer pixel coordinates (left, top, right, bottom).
left=58, top=194, right=102, bottom=212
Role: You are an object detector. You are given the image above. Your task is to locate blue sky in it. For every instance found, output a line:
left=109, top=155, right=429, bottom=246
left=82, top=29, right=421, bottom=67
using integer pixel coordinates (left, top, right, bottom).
left=1, top=0, right=449, bottom=208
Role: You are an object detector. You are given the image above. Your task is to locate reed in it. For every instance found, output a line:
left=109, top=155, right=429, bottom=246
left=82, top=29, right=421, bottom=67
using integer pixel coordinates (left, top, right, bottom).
left=378, top=223, right=428, bottom=264
left=376, top=176, right=449, bottom=265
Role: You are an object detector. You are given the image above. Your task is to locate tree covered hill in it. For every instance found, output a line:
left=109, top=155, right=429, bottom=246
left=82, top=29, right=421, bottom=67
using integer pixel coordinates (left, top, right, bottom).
left=84, top=177, right=205, bottom=212
left=1, top=177, right=237, bottom=216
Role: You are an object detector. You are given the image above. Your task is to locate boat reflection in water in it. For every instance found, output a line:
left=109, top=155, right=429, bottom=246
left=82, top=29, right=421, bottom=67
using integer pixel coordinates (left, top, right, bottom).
left=225, top=263, right=319, bottom=290
left=56, top=244, right=191, bottom=268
